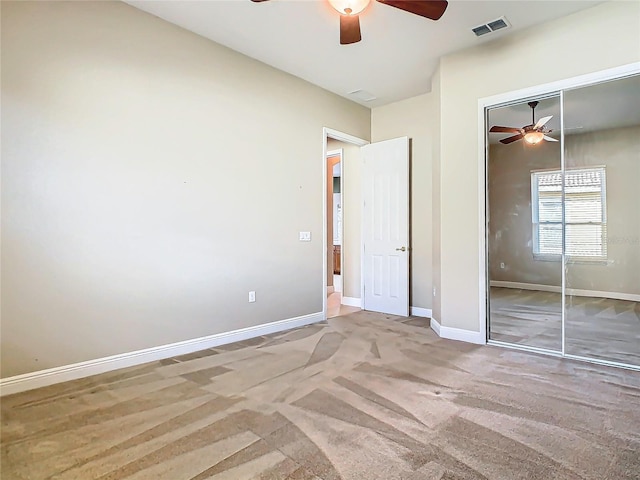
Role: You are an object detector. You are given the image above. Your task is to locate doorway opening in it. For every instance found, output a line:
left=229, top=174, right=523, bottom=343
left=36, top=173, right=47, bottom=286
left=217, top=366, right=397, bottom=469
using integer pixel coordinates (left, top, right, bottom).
left=322, top=128, right=368, bottom=319
left=326, top=148, right=342, bottom=298
left=322, top=128, right=411, bottom=319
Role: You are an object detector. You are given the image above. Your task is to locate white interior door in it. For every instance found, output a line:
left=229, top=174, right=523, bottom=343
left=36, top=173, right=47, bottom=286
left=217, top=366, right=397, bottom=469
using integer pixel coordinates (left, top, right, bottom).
left=361, top=137, right=409, bottom=316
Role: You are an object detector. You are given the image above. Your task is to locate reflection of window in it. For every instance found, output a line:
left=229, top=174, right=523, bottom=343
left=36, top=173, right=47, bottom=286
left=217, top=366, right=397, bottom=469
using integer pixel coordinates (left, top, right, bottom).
left=531, top=167, right=607, bottom=259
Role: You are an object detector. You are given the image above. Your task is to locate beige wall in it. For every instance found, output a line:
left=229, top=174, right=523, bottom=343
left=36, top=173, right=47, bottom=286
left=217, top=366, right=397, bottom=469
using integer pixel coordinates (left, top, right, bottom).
left=565, top=127, right=640, bottom=294
left=327, top=139, right=362, bottom=300
left=371, top=94, right=435, bottom=310
left=489, top=126, right=640, bottom=295
left=1, top=1, right=370, bottom=377
left=489, top=140, right=562, bottom=286
left=435, top=1, right=640, bottom=332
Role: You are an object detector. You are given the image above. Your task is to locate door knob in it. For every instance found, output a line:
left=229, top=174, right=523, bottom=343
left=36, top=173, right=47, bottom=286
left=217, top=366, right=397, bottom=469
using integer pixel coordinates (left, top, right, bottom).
left=396, top=246, right=407, bottom=252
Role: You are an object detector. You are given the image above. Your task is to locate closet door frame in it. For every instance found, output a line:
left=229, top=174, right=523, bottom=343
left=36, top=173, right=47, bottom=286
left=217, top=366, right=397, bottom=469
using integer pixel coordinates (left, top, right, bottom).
left=479, top=62, right=640, bottom=371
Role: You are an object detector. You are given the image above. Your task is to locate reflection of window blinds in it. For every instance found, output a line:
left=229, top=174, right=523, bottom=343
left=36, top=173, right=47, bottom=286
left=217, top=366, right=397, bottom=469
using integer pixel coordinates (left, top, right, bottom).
left=533, top=167, right=607, bottom=258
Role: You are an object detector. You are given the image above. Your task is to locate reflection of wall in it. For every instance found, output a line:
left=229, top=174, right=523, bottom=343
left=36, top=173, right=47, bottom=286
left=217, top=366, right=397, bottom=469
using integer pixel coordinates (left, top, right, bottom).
left=489, top=126, right=640, bottom=295
left=489, top=140, right=561, bottom=285
left=565, top=127, right=640, bottom=295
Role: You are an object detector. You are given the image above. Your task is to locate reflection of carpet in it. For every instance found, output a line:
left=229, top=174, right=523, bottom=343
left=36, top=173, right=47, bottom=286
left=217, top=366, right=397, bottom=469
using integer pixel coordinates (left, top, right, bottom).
left=489, top=287, right=640, bottom=365
left=3, top=311, right=640, bottom=479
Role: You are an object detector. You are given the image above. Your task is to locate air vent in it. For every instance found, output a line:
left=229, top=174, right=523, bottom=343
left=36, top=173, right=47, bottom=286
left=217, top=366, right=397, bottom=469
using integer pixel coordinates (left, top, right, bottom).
left=472, top=25, right=491, bottom=37
left=472, top=16, right=511, bottom=37
left=348, top=89, right=377, bottom=102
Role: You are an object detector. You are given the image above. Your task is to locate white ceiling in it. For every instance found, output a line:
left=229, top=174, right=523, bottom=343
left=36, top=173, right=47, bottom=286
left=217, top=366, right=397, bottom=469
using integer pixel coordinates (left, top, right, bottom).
left=125, top=0, right=603, bottom=108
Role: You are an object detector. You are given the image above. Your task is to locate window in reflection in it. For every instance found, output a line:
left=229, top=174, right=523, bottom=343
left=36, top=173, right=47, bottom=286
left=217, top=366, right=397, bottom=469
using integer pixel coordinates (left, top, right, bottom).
left=532, top=167, right=607, bottom=260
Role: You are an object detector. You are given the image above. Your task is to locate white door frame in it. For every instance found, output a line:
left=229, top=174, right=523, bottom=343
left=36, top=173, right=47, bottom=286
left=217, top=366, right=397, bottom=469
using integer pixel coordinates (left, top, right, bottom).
left=322, top=127, right=369, bottom=319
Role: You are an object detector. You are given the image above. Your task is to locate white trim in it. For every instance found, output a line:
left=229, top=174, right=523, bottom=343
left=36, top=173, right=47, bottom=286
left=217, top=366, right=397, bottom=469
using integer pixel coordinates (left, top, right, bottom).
left=439, top=324, right=486, bottom=345
left=410, top=306, right=432, bottom=318
left=490, top=280, right=640, bottom=302
left=431, top=317, right=485, bottom=345
left=322, top=127, right=368, bottom=321
left=340, top=152, right=344, bottom=294
left=341, top=296, right=362, bottom=308
left=478, top=94, right=489, bottom=344
left=430, top=316, right=441, bottom=336
left=560, top=89, right=566, bottom=356
left=0, top=312, right=324, bottom=397
left=325, top=128, right=369, bottom=147
left=479, top=63, right=640, bottom=110
left=490, top=280, right=560, bottom=293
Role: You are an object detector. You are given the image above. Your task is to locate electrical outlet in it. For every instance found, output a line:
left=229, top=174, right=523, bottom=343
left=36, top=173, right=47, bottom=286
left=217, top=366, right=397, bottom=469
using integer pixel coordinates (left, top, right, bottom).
left=433, top=287, right=436, bottom=297
left=248, top=291, right=256, bottom=303
left=500, top=262, right=505, bottom=269
left=299, top=231, right=311, bottom=242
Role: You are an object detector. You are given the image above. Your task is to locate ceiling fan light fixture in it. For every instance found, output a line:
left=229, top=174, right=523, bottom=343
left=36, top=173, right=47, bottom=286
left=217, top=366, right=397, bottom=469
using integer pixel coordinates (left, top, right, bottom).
left=328, top=0, right=370, bottom=15
left=524, top=131, right=544, bottom=145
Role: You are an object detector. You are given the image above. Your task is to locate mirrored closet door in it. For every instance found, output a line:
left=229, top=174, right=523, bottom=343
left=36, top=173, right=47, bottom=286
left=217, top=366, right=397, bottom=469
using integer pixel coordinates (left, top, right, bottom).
left=486, top=73, right=640, bottom=369
left=487, top=96, right=563, bottom=353
left=563, top=75, right=640, bottom=367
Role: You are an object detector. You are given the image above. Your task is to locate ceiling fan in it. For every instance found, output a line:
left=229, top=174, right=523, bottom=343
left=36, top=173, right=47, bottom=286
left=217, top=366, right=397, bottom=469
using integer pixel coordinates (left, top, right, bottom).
left=250, top=0, right=448, bottom=45
left=490, top=101, right=558, bottom=145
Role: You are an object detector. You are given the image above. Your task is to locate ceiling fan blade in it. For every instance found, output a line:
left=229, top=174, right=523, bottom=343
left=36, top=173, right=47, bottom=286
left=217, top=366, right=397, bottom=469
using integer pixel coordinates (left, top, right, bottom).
left=534, top=115, right=552, bottom=130
left=376, top=0, right=448, bottom=20
left=340, top=14, right=362, bottom=45
left=490, top=126, right=523, bottom=134
left=543, top=135, right=559, bottom=142
left=500, top=134, right=523, bottom=144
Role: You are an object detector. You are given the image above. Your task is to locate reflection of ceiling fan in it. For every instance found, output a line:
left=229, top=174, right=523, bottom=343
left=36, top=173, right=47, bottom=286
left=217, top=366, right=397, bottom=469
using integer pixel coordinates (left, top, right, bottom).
left=490, top=101, right=558, bottom=145
left=251, top=0, right=448, bottom=45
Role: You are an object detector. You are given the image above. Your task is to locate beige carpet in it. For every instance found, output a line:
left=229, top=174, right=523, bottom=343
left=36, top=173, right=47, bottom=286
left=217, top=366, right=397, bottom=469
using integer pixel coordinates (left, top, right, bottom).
left=2, top=311, right=640, bottom=479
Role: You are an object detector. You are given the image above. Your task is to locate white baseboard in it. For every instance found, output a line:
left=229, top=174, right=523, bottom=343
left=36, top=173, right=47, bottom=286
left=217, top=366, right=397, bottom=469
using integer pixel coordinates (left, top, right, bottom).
left=430, top=317, right=441, bottom=336
left=410, top=307, right=432, bottom=318
left=0, top=312, right=324, bottom=397
left=490, top=280, right=640, bottom=302
left=429, top=316, right=485, bottom=344
left=491, top=280, right=559, bottom=293
left=341, top=296, right=362, bottom=308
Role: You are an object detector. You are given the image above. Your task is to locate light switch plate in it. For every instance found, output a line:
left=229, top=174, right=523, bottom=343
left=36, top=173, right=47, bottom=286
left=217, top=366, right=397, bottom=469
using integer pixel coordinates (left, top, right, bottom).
left=299, top=231, right=311, bottom=242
